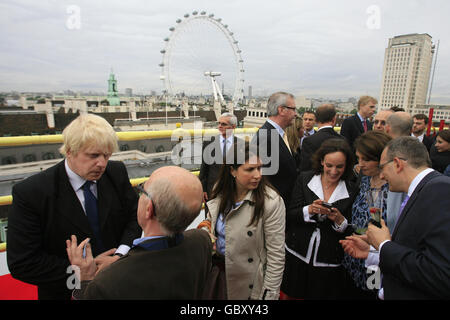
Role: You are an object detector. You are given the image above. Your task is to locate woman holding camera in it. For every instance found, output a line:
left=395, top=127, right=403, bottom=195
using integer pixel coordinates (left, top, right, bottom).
left=281, top=138, right=357, bottom=299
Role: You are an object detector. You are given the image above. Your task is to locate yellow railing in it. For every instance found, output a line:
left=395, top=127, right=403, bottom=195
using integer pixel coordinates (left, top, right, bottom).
left=0, top=172, right=201, bottom=252
left=0, top=172, right=200, bottom=207
left=0, top=128, right=258, bottom=147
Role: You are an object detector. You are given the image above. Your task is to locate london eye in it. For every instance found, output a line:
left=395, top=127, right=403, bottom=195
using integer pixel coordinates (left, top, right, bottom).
left=159, top=11, right=245, bottom=107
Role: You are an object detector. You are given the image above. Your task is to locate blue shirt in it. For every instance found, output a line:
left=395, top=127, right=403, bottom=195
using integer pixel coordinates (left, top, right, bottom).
left=215, top=201, right=243, bottom=255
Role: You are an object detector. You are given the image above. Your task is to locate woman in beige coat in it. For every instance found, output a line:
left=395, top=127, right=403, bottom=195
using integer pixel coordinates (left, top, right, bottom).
left=198, top=141, right=285, bottom=300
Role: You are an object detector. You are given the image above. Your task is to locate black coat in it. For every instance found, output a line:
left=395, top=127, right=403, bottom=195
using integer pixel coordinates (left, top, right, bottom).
left=340, top=115, right=372, bottom=149
left=252, top=121, right=297, bottom=208
left=285, top=171, right=357, bottom=265
left=199, top=135, right=243, bottom=198
left=7, top=160, right=141, bottom=300
left=77, top=230, right=212, bottom=299
left=380, top=171, right=450, bottom=299
left=300, top=127, right=345, bottom=172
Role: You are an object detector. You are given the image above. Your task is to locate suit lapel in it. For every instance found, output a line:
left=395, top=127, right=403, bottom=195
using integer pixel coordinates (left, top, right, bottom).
left=392, top=171, right=439, bottom=238
left=56, top=161, right=92, bottom=235
left=354, top=115, right=364, bottom=134
left=97, top=168, right=114, bottom=230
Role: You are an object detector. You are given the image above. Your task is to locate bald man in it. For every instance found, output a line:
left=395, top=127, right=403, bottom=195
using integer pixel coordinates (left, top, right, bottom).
left=373, top=109, right=394, bottom=131
left=67, top=166, right=212, bottom=299
left=385, top=112, right=413, bottom=139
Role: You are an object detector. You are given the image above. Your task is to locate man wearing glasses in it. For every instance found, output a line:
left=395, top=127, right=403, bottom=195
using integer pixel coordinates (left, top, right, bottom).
left=373, top=109, right=394, bottom=132
left=345, top=137, right=450, bottom=299
left=67, top=166, right=212, bottom=299
left=199, top=112, right=242, bottom=205
left=252, top=92, right=297, bottom=208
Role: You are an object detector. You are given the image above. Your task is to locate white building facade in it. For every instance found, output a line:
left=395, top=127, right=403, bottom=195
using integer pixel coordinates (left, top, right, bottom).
left=379, top=33, right=435, bottom=113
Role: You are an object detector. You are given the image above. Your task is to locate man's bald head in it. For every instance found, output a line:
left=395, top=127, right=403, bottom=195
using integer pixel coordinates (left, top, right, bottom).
left=144, top=166, right=203, bottom=235
left=385, top=111, right=413, bottom=138
left=374, top=109, right=394, bottom=131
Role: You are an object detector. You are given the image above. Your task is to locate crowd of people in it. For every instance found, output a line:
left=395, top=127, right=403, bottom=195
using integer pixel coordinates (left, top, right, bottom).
left=6, top=92, right=450, bottom=300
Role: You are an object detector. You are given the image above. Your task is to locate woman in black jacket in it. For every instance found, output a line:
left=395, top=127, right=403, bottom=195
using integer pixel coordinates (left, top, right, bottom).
left=281, top=138, right=357, bottom=300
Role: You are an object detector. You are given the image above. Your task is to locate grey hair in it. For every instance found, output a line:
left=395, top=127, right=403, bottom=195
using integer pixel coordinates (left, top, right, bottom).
left=266, top=92, right=295, bottom=117
left=385, top=136, right=431, bottom=169
left=220, top=112, right=237, bottom=126
left=147, top=179, right=201, bottom=236
left=386, top=113, right=413, bottom=137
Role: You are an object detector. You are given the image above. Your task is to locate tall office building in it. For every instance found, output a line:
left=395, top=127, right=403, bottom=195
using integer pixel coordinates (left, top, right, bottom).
left=379, top=33, right=435, bottom=113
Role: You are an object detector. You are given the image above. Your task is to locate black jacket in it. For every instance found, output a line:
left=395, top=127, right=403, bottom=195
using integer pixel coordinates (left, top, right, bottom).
left=340, top=115, right=372, bottom=149
left=7, top=160, right=141, bottom=300
left=252, top=121, right=297, bottom=209
left=380, top=171, right=450, bottom=299
left=300, top=127, right=345, bottom=172
left=285, top=171, right=357, bottom=264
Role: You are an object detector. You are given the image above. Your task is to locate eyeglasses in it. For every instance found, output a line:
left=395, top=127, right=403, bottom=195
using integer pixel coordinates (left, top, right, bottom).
left=282, top=105, right=296, bottom=111
left=218, top=121, right=232, bottom=127
left=374, top=120, right=386, bottom=125
left=136, top=183, right=156, bottom=216
left=378, top=157, right=406, bottom=170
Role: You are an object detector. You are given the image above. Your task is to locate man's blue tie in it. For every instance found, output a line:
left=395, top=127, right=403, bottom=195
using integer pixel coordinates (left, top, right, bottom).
left=82, top=181, right=104, bottom=255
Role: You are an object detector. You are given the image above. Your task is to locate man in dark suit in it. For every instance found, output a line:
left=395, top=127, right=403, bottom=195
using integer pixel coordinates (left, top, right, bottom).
left=300, top=111, right=316, bottom=148
left=66, top=166, right=212, bottom=299
left=340, top=96, right=376, bottom=149
left=252, top=92, right=297, bottom=208
left=366, top=137, right=450, bottom=299
left=7, top=114, right=141, bottom=300
left=300, top=104, right=345, bottom=172
left=199, top=113, right=241, bottom=201
left=412, top=113, right=434, bottom=152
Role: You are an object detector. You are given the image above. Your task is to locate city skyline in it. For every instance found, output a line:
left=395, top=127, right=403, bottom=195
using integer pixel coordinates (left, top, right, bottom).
left=1, top=0, right=450, bottom=104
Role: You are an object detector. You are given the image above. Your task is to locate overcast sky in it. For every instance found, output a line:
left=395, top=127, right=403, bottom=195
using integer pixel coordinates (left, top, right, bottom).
left=1, top=0, right=449, bottom=103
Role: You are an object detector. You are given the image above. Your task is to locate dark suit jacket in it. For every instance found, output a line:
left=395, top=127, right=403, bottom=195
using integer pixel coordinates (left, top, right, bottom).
left=300, top=127, right=345, bottom=172
left=380, top=171, right=450, bottom=299
left=199, top=135, right=242, bottom=198
left=340, top=115, right=372, bottom=149
left=285, top=171, right=357, bottom=264
left=7, top=160, right=141, bottom=300
left=422, top=134, right=434, bottom=152
left=252, top=121, right=297, bottom=208
left=77, top=229, right=212, bottom=299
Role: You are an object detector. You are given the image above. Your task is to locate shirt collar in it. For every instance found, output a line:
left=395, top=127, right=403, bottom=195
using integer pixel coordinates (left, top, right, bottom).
left=132, top=235, right=165, bottom=247
left=411, top=132, right=424, bottom=142
left=221, top=134, right=234, bottom=143
left=267, top=119, right=285, bottom=137
left=407, top=168, right=434, bottom=197
left=357, top=112, right=365, bottom=122
left=307, top=128, right=315, bottom=135
left=307, top=174, right=350, bottom=203
left=318, top=125, right=333, bottom=131
left=64, top=159, right=97, bottom=191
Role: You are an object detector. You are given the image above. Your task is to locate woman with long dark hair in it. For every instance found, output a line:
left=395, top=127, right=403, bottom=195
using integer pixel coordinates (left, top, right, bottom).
left=198, top=141, right=285, bottom=300
left=430, top=130, right=450, bottom=174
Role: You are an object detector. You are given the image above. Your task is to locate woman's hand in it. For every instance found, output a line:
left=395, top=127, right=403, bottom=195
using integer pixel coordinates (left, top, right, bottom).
left=308, top=199, right=331, bottom=215
left=326, top=207, right=345, bottom=225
